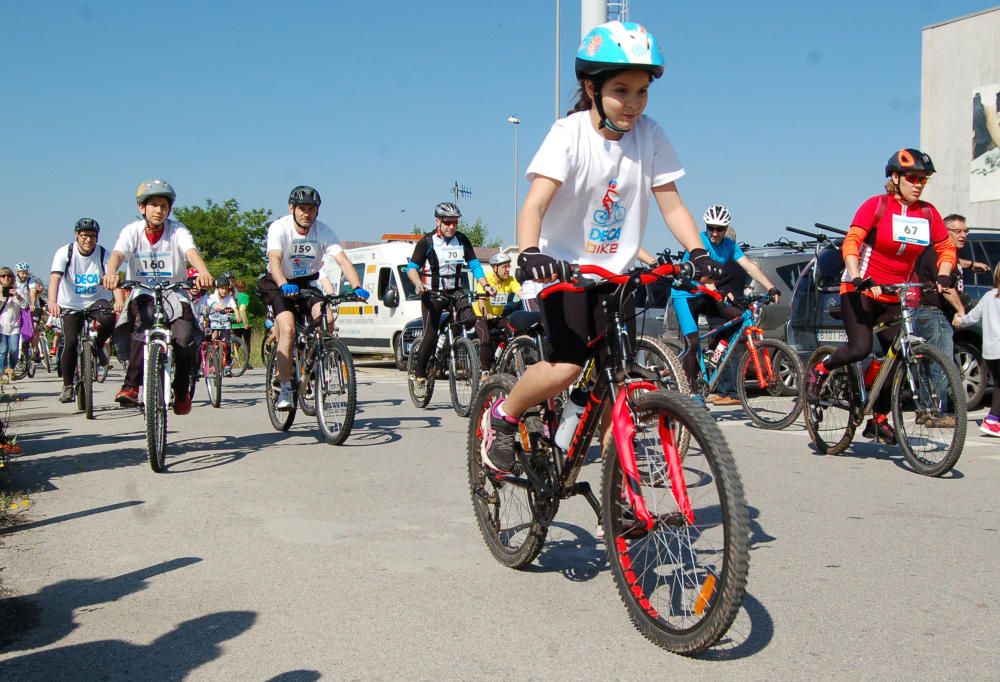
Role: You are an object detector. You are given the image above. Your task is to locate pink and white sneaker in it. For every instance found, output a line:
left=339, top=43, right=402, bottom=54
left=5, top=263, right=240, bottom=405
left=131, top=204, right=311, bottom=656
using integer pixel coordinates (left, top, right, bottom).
left=979, top=420, right=1000, bottom=437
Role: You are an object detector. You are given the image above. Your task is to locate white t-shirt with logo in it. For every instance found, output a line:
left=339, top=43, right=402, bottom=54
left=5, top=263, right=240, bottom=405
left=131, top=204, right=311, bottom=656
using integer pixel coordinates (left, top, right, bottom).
left=525, top=111, right=684, bottom=274
left=49, top=243, right=112, bottom=310
left=204, top=292, right=237, bottom=330
left=113, top=219, right=197, bottom=285
left=266, top=215, right=344, bottom=280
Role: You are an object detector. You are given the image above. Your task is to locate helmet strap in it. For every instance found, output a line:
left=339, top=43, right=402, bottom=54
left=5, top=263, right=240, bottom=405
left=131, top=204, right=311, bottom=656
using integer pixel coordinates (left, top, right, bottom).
left=593, top=92, right=629, bottom=135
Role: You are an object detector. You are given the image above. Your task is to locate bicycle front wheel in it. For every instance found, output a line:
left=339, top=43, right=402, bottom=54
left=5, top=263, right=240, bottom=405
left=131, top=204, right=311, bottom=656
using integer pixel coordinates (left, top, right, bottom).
left=467, top=375, right=548, bottom=568
left=635, top=336, right=690, bottom=395
left=315, top=338, right=357, bottom=445
left=496, top=335, right=539, bottom=378
left=891, top=343, right=966, bottom=477
left=145, top=344, right=168, bottom=472
left=736, top=339, right=803, bottom=429
left=406, top=334, right=435, bottom=408
left=449, top=336, right=479, bottom=417
left=601, top=389, right=749, bottom=655
left=802, top=345, right=858, bottom=455
left=230, top=336, right=250, bottom=377
left=204, top=346, right=222, bottom=408
left=264, top=346, right=296, bottom=431
left=81, top=342, right=95, bottom=420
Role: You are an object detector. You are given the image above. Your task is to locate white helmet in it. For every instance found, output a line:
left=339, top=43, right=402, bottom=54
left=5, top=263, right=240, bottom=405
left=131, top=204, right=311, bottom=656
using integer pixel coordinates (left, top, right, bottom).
left=489, top=253, right=511, bottom=266
left=703, top=204, right=732, bottom=227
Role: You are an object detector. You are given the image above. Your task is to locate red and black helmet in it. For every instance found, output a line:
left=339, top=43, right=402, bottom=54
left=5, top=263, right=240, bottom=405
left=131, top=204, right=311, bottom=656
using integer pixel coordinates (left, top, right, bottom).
left=885, top=148, right=935, bottom=178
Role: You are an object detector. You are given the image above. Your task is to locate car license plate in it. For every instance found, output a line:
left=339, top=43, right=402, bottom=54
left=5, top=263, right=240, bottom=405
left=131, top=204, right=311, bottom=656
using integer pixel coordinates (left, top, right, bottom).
left=816, top=329, right=848, bottom=343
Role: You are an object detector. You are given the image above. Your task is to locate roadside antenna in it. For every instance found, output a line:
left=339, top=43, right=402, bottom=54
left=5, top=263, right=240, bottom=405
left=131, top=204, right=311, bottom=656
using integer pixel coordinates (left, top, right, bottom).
left=450, top=181, right=472, bottom=206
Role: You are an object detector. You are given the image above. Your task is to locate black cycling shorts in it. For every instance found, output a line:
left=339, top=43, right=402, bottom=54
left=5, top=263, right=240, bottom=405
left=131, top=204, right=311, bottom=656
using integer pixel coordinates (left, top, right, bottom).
left=257, top=273, right=321, bottom=319
left=540, top=287, right=635, bottom=366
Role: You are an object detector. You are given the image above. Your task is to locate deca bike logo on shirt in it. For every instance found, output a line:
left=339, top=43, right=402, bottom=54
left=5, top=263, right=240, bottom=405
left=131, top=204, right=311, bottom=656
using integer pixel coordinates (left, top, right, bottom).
left=74, top=272, right=100, bottom=296
left=587, top=179, right=625, bottom=254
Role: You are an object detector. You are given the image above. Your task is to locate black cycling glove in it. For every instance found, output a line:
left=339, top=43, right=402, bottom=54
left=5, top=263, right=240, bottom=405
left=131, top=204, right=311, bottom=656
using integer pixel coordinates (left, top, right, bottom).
left=688, top=248, right=723, bottom=280
left=517, top=248, right=572, bottom=282
left=768, top=287, right=780, bottom=297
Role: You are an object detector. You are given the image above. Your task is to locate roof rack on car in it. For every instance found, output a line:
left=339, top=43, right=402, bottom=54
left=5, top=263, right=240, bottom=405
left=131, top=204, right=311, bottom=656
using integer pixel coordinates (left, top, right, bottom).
left=761, top=236, right=810, bottom=252
left=968, top=227, right=1000, bottom=232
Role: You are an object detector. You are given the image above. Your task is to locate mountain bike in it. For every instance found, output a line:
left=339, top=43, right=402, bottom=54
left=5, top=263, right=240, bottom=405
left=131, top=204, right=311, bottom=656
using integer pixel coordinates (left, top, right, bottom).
left=669, top=294, right=804, bottom=429
left=468, top=261, right=749, bottom=655
left=407, top=288, right=479, bottom=416
left=264, top=290, right=361, bottom=445
left=63, top=304, right=112, bottom=420
left=11, top=337, right=35, bottom=380
left=802, top=281, right=966, bottom=476
left=230, top=335, right=249, bottom=377
left=121, top=279, right=195, bottom=473
left=197, top=329, right=226, bottom=409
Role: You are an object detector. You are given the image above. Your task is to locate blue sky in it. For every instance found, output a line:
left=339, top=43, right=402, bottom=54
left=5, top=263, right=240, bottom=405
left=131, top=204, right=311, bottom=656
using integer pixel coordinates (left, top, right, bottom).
left=0, top=1, right=993, bottom=273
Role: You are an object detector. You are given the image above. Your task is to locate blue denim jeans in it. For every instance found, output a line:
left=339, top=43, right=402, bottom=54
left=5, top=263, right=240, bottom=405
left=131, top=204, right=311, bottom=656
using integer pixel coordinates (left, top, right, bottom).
left=913, top=306, right=955, bottom=411
left=715, top=345, right=741, bottom=398
left=0, top=333, right=18, bottom=372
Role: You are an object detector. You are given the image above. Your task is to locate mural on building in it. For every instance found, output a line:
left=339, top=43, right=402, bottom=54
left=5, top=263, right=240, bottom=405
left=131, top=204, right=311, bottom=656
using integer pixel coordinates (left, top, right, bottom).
left=972, top=83, right=1000, bottom=202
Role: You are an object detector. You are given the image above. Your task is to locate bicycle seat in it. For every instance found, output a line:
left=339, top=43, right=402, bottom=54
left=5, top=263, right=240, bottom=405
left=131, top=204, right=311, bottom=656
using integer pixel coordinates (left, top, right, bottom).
left=508, top=310, right=542, bottom=334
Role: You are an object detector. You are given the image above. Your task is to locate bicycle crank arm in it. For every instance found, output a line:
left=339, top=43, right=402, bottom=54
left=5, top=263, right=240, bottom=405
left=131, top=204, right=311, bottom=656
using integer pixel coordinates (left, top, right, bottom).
left=568, top=481, right=602, bottom=522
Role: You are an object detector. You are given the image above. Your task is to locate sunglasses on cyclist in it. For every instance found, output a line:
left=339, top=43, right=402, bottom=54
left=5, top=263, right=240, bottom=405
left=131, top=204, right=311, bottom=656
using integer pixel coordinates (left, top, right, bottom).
left=901, top=174, right=929, bottom=186
left=706, top=225, right=727, bottom=233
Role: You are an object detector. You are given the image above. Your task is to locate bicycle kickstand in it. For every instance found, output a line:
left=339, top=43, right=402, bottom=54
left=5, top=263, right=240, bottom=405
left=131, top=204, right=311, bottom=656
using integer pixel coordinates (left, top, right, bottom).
left=570, top=481, right=602, bottom=522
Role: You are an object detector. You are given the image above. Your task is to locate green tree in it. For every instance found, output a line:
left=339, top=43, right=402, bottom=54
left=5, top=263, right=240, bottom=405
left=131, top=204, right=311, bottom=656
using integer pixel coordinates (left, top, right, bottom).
left=172, top=199, right=272, bottom=282
left=410, top=217, right=502, bottom=248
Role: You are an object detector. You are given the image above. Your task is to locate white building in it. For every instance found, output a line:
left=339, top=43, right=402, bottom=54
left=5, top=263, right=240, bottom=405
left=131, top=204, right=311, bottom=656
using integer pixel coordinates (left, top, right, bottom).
left=921, top=6, right=1000, bottom=225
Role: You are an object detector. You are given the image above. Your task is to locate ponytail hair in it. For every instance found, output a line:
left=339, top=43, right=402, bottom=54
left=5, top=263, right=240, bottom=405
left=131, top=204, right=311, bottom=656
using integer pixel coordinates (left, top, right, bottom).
left=567, top=79, right=601, bottom=116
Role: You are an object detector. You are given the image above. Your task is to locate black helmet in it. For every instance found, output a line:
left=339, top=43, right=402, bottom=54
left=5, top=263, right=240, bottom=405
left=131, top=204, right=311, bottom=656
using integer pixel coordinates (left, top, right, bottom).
left=434, top=202, right=462, bottom=219
left=885, top=148, right=935, bottom=178
left=74, top=218, right=100, bottom=233
left=288, top=185, right=322, bottom=206
left=214, top=275, right=232, bottom=288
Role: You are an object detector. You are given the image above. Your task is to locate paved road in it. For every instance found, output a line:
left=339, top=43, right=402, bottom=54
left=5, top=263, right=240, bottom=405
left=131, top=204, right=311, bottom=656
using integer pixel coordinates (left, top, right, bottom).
left=1, top=362, right=998, bottom=680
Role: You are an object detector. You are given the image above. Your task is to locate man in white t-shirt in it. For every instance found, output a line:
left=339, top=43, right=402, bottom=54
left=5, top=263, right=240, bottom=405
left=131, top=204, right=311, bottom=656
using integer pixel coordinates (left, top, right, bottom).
left=103, top=179, right=214, bottom=415
left=257, top=185, right=369, bottom=410
left=47, top=218, right=124, bottom=403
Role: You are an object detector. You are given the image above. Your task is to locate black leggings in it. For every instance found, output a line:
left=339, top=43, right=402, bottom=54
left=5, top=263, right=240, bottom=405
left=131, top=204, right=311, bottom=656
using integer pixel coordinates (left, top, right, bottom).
left=124, top=297, right=201, bottom=394
left=986, top=359, right=1000, bottom=419
left=680, top=297, right=742, bottom=387
left=60, top=303, right=116, bottom=387
left=825, top=292, right=899, bottom=414
left=414, top=293, right=474, bottom=379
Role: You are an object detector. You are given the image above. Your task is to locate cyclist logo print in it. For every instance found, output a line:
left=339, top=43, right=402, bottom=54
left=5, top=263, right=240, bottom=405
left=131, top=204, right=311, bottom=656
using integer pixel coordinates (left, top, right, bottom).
left=588, top=179, right=625, bottom=254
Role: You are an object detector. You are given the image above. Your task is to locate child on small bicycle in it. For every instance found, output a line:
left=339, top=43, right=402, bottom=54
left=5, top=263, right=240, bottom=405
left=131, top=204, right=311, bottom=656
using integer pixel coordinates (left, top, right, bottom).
left=481, top=21, right=718, bottom=475
left=953, top=262, right=1000, bottom=437
left=203, top=275, right=242, bottom=377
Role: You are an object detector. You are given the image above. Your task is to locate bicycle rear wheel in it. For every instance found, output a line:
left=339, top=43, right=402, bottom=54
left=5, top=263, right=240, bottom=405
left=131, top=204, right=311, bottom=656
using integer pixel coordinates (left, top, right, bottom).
left=406, top=334, right=435, bottom=408
left=737, top=338, right=803, bottom=429
left=891, top=343, right=966, bottom=477
left=81, top=341, right=95, bottom=420
left=230, top=335, right=250, bottom=377
left=264, top=346, right=296, bottom=431
left=802, top=345, right=858, bottom=455
left=145, top=344, right=168, bottom=472
left=450, top=336, right=479, bottom=417
left=315, top=338, right=357, bottom=445
left=601, top=389, right=749, bottom=655
left=496, top=335, right=539, bottom=378
left=468, top=375, right=548, bottom=568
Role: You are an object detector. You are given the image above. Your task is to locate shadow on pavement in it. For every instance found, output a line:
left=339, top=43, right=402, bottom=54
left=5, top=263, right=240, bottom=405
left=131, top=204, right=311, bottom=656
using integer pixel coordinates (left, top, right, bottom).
left=347, top=416, right=443, bottom=447
left=267, top=671, right=322, bottom=682
left=523, top=522, right=607, bottom=582
left=163, top=430, right=303, bottom=472
left=0, top=501, right=144, bottom=536
left=807, top=439, right=966, bottom=478
left=0, top=610, right=255, bottom=680
left=698, top=590, right=774, bottom=660
left=0, top=556, right=203, bottom=652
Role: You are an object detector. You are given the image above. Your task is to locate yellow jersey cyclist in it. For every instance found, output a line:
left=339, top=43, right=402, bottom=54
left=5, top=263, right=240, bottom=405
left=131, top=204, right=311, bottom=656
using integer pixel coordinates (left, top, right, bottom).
left=473, top=252, right=521, bottom=378
left=258, top=185, right=369, bottom=411
left=406, top=202, right=495, bottom=397
left=104, top=179, right=215, bottom=415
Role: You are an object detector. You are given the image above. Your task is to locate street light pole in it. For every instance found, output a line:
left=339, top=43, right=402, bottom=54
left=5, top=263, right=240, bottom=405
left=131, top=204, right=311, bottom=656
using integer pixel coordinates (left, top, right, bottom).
left=507, top=116, right=520, bottom=232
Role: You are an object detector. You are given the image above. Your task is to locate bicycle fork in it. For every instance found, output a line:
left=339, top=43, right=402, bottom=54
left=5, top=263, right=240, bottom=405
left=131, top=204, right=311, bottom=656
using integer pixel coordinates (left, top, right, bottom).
left=141, top=329, right=173, bottom=409
left=609, top=381, right=693, bottom=531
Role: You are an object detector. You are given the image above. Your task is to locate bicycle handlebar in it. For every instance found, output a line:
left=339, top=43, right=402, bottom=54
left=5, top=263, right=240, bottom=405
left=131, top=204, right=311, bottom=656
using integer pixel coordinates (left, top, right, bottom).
left=121, top=279, right=193, bottom=293
left=538, top=262, right=722, bottom=301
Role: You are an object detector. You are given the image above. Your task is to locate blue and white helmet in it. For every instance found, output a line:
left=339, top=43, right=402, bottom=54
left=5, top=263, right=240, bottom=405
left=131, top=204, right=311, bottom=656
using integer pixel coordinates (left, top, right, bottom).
left=14, top=262, right=29, bottom=272
left=575, top=21, right=665, bottom=81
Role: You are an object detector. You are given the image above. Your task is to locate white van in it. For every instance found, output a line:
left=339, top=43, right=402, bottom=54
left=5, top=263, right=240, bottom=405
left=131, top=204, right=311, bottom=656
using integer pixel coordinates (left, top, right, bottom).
left=323, top=235, right=426, bottom=368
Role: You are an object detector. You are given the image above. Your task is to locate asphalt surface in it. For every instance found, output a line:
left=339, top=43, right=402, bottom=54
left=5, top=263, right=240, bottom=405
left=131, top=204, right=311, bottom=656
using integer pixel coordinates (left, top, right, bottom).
left=1, top=362, right=998, bottom=680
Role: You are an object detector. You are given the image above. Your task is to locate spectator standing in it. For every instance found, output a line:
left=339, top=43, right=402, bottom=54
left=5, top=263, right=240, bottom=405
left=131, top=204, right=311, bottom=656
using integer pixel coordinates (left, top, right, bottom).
left=0, top=267, right=26, bottom=375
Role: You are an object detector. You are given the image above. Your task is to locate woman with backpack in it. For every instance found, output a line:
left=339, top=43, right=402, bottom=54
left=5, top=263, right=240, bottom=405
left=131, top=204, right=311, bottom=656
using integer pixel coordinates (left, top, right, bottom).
left=804, top=149, right=956, bottom=444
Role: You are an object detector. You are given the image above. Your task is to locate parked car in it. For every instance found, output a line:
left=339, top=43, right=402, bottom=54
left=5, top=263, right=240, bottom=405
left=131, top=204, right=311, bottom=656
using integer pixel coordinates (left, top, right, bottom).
left=785, top=227, right=1000, bottom=408
left=658, top=242, right=814, bottom=343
